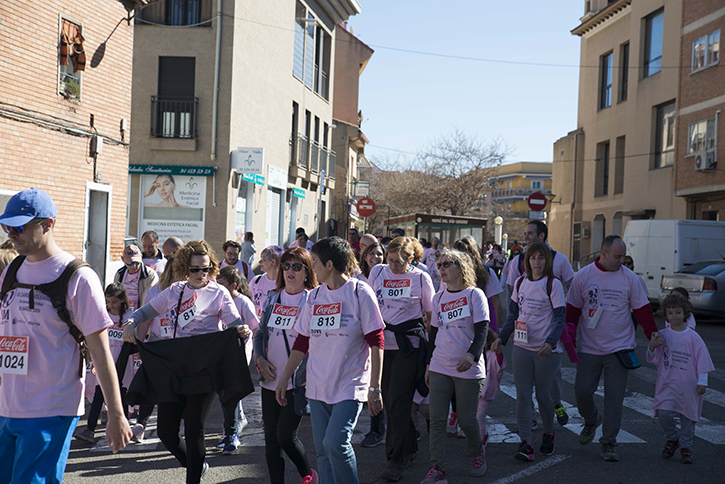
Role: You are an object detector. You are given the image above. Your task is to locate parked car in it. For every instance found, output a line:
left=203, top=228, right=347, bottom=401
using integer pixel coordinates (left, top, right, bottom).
left=659, top=260, right=725, bottom=318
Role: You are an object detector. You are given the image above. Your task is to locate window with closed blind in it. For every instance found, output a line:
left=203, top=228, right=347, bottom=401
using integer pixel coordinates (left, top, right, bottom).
left=152, top=57, right=197, bottom=138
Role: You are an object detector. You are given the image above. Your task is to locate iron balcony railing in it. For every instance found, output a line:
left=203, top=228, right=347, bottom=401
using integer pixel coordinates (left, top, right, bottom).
left=150, top=96, right=198, bottom=139
left=328, top=149, right=336, bottom=179
left=310, top=140, right=320, bottom=173
left=136, top=0, right=213, bottom=26
left=296, top=134, right=309, bottom=169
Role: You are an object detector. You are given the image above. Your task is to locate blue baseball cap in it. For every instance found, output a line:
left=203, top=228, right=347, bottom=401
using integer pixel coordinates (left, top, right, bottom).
left=0, top=188, right=58, bottom=227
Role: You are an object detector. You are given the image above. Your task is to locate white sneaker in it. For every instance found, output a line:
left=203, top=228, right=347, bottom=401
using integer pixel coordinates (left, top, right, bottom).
left=131, top=423, right=145, bottom=443
left=237, top=415, right=249, bottom=436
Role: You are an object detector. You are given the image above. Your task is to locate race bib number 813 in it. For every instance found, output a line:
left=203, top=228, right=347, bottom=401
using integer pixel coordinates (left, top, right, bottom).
left=312, top=302, right=342, bottom=331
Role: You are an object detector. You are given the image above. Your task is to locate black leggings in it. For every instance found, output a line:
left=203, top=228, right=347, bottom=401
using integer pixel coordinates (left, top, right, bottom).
left=381, top=348, right=419, bottom=464
left=261, top=388, right=311, bottom=484
left=157, top=392, right=215, bottom=484
left=87, top=385, right=127, bottom=432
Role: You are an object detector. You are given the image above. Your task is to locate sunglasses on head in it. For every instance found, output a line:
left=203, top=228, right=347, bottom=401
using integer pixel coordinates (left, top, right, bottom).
left=1, top=218, right=45, bottom=235
left=436, top=260, right=457, bottom=270
left=281, top=262, right=304, bottom=272
left=189, top=266, right=212, bottom=274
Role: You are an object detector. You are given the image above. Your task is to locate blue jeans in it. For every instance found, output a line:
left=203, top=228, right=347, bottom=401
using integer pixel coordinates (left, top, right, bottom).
left=0, top=415, right=80, bottom=484
left=309, top=399, right=362, bottom=484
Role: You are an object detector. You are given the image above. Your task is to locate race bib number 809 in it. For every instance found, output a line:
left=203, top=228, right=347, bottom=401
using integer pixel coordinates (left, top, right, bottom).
left=312, top=302, right=342, bottom=331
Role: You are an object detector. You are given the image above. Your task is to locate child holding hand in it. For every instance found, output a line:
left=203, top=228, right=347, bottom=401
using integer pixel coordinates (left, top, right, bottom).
left=647, top=294, right=714, bottom=464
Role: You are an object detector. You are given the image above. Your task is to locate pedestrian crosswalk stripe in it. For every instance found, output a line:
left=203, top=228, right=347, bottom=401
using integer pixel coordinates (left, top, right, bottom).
left=633, top=366, right=725, bottom=409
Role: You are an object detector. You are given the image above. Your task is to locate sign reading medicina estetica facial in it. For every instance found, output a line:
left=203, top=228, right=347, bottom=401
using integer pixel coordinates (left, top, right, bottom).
left=133, top=165, right=212, bottom=243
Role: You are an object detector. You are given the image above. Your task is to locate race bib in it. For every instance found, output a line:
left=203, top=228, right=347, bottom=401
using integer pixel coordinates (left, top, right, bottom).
left=269, top=304, right=299, bottom=330
left=177, top=293, right=198, bottom=328
left=515, top=320, right=528, bottom=344
left=108, top=326, right=125, bottom=342
left=0, top=336, right=29, bottom=375
left=440, top=296, right=471, bottom=324
left=160, top=317, right=173, bottom=337
left=382, top=279, right=412, bottom=298
left=133, top=353, right=142, bottom=371
left=311, top=302, right=342, bottom=331
left=587, top=306, right=603, bottom=329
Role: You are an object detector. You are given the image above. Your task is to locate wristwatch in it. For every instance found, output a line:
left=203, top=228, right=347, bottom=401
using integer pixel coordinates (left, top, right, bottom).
left=368, top=387, right=382, bottom=394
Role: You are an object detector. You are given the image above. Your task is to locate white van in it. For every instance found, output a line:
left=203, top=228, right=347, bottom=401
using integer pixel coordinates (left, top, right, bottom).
left=623, top=219, right=725, bottom=302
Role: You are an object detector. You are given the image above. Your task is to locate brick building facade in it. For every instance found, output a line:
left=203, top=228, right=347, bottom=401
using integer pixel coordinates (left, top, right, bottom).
left=0, top=0, right=134, bottom=283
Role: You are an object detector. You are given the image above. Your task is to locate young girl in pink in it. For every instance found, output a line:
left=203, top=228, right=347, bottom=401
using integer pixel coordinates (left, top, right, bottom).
left=477, top=329, right=506, bottom=447
left=647, top=294, right=714, bottom=464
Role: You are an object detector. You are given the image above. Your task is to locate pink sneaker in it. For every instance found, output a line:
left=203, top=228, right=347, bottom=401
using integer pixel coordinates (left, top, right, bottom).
left=301, top=468, right=318, bottom=484
left=482, top=431, right=489, bottom=448
left=446, top=412, right=459, bottom=436
left=471, top=450, right=486, bottom=477
left=421, top=464, right=448, bottom=484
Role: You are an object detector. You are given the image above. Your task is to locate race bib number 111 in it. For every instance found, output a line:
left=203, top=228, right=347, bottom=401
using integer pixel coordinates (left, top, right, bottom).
left=312, top=302, right=342, bottom=331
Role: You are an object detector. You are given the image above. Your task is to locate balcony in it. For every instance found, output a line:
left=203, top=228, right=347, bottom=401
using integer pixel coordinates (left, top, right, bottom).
left=492, top=187, right=551, bottom=203
left=289, top=134, right=309, bottom=179
left=150, top=96, right=198, bottom=139
left=328, top=149, right=336, bottom=179
left=310, top=141, right=320, bottom=173
left=136, top=0, right=213, bottom=27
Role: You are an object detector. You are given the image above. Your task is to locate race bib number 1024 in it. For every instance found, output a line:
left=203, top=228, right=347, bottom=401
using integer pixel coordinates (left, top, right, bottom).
left=0, top=336, right=29, bottom=375
left=312, top=302, right=342, bottom=331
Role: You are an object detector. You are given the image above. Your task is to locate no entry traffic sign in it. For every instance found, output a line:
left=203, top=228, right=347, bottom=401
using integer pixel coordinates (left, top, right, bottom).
left=527, top=191, right=547, bottom=212
left=356, top=198, right=376, bottom=217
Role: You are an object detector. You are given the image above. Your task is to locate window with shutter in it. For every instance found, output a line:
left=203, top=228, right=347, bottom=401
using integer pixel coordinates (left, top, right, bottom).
left=59, top=18, right=84, bottom=100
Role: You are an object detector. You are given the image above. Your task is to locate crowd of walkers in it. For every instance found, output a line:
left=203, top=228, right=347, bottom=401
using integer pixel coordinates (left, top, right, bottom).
left=0, top=190, right=715, bottom=484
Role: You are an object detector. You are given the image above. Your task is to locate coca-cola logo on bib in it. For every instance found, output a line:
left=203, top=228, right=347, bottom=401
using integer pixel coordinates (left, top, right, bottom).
left=273, top=304, right=299, bottom=317
left=313, top=303, right=341, bottom=316
left=441, top=297, right=467, bottom=313
left=0, top=336, right=28, bottom=352
left=383, top=279, right=411, bottom=289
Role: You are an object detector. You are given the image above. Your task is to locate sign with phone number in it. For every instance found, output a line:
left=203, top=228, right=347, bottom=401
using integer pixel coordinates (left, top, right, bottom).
left=129, top=165, right=215, bottom=176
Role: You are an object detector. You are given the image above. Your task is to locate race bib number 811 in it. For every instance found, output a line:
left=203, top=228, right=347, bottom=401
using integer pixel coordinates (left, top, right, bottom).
left=0, top=336, right=29, bottom=375
left=269, top=304, right=299, bottom=329
left=312, top=302, right=342, bottom=331
left=440, top=297, right=471, bottom=324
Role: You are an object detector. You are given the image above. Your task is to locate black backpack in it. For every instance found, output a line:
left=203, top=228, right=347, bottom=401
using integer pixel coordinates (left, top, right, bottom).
left=515, top=275, right=555, bottom=307
left=1, top=256, right=91, bottom=376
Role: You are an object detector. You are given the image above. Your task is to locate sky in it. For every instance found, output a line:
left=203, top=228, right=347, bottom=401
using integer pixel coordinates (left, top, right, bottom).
left=346, top=1, right=585, bottom=166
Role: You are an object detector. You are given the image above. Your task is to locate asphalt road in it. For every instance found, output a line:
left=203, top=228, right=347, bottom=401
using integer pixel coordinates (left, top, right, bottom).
left=63, top=314, right=725, bottom=484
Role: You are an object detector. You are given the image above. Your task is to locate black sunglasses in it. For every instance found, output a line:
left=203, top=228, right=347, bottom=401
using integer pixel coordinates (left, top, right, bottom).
left=281, top=262, right=304, bottom=272
left=189, top=266, right=212, bottom=273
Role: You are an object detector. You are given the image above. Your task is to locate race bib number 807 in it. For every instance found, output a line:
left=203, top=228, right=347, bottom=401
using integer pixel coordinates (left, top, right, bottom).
left=440, top=297, right=471, bottom=324
left=312, top=302, right=342, bottom=331
left=0, top=336, right=29, bottom=375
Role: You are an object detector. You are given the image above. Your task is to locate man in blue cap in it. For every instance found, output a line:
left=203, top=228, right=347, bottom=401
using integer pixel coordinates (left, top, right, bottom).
left=0, top=188, right=131, bottom=483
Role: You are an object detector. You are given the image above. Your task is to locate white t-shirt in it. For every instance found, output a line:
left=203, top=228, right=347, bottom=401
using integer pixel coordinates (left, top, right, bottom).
left=290, top=240, right=314, bottom=250
left=566, top=263, right=649, bottom=355
left=220, top=259, right=251, bottom=280
left=483, top=267, right=503, bottom=298
left=429, top=287, right=489, bottom=380
left=422, top=248, right=442, bottom=291
left=260, top=289, right=309, bottom=392
left=149, top=281, right=240, bottom=338
left=368, top=265, right=434, bottom=350
left=507, top=250, right=575, bottom=287
left=295, top=278, right=385, bottom=404
left=0, top=252, right=112, bottom=418
left=232, top=293, right=259, bottom=364
left=251, top=273, right=278, bottom=317
left=509, top=277, right=566, bottom=351
left=122, top=269, right=141, bottom=311
left=142, top=257, right=166, bottom=276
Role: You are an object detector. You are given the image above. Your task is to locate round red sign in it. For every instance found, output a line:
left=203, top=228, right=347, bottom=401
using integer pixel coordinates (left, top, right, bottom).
left=527, top=191, right=548, bottom=212
left=356, top=197, right=376, bottom=217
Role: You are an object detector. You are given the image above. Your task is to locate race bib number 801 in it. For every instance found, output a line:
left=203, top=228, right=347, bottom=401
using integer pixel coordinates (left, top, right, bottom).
left=0, top=336, right=29, bottom=375
left=312, top=302, right=342, bottom=331
left=382, top=279, right=412, bottom=298
left=440, top=297, right=471, bottom=324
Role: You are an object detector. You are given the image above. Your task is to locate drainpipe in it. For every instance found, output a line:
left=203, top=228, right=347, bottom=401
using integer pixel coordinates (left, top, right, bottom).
left=210, top=0, right=222, bottom=163
left=570, top=130, right=581, bottom=258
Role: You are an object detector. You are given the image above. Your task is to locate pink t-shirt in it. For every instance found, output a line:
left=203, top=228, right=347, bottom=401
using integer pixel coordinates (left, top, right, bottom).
left=122, top=269, right=141, bottom=311
left=368, top=265, right=434, bottom=350
left=251, top=273, right=278, bottom=317
left=149, top=281, right=240, bottom=338
left=232, top=293, right=259, bottom=364
left=145, top=284, right=171, bottom=341
left=646, top=327, right=714, bottom=421
left=509, top=277, right=565, bottom=351
left=507, top=250, right=575, bottom=286
left=259, top=289, right=308, bottom=392
left=0, top=252, right=112, bottom=418
left=220, top=259, right=251, bottom=280
left=290, top=240, right=314, bottom=250
left=429, top=287, right=489, bottom=380
left=423, top=248, right=442, bottom=291
left=295, top=278, right=385, bottom=404
left=566, top=264, right=650, bottom=355
left=109, top=311, right=135, bottom=388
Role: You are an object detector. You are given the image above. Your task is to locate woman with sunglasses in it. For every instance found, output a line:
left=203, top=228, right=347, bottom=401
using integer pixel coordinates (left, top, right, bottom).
left=122, top=240, right=252, bottom=483
left=276, top=237, right=385, bottom=484
left=423, top=249, right=489, bottom=483
left=491, top=242, right=565, bottom=462
left=253, top=248, right=319, bottom=484
left=367, top=236, right=434, bottom=482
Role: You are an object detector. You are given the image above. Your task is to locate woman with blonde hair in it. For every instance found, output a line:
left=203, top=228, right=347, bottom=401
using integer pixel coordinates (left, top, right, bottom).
left=422, top=249, right=489, bottom=482
left=368, top=236, right=434, bottom=481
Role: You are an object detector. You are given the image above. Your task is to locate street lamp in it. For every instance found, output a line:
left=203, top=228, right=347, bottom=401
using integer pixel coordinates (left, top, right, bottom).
left=494, top=216, right=503, bottom=245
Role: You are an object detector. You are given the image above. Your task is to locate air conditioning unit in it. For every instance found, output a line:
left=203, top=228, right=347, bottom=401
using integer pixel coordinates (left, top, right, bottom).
left=695, top=149, right=717, bottom=172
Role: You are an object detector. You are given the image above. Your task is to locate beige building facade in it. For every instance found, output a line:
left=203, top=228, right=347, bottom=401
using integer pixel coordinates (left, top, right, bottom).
left=550, top=0, right=686, bottom=261
left=127, top=0, right=359, bottom=269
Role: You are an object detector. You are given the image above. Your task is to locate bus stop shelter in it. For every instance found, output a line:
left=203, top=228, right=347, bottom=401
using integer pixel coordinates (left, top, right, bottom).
left=384, top=213, right=487, bottom=246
